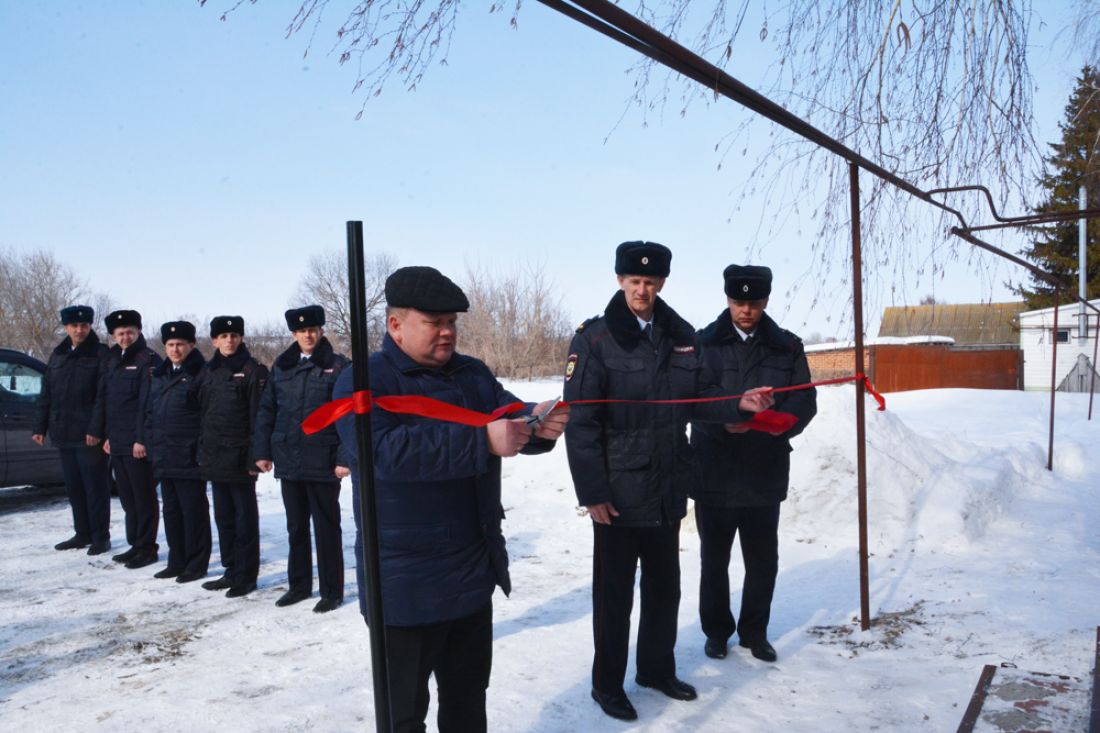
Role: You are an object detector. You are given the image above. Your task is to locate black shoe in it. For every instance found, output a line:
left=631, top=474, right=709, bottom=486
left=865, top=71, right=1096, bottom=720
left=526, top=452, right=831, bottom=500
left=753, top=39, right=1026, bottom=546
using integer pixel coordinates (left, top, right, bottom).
left=87, top=541, right=112, bottom=556
left=175, top=570, right=207, bottom=583
left=112, top=547, right=138, bottom=563
left=225, top=582, right=256, bottom=598
left=635, top=675, right=698, bottom=701
left=590, top=689, right=638, bottom=721
left=153, top=567, right=182, bottom=579
left=313, top=596, right=343, bottom=614
left=739, top=639, right=777, bottom=662
left=275, top=589, right=311, bottom=607
left=124, top=550, right=158, bottom=569
left=704, top=638, right=728, bottom=659
left=202, top=575, right=234, bottom=591
left=55, top=536, right=91, bottom=551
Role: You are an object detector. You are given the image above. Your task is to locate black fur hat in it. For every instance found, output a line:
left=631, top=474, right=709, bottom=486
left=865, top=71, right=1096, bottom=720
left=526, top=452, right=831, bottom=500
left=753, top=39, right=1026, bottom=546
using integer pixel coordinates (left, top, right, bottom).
left=723, top=264, right=773, bottom=300
left=105, top=309, right=142, bottom=332
left=161, top=321, right=197, bottom=343
left=614, top=241, right=672, bottom=278
left=210, top=315, right=245, bottom=338
left=60, top=305, right=94, bottom=325
left=285, top=305, right=325, bottom=332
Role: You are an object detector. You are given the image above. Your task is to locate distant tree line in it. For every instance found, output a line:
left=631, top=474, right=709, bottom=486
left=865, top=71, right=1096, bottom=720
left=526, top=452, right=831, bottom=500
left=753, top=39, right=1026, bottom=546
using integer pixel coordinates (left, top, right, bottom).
left=1, top=248, right=572, bottom=379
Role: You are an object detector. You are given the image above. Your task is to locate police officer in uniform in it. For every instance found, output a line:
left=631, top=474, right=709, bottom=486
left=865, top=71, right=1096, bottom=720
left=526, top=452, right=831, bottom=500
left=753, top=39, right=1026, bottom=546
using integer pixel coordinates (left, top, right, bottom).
left=32, top=305, right=113, bottom=554
left=137, top=321, right=210, bottom=583
left=333, top=266, right=568, bottom=733
left=97, top=309, right=162, bottom=569
left=563, top=242, right=774, bottom=721
left=691, top=265, right=817, bottom=663
left=198, top=316, right=269, bottom=598
left=254, top=305, right=349, bottom=613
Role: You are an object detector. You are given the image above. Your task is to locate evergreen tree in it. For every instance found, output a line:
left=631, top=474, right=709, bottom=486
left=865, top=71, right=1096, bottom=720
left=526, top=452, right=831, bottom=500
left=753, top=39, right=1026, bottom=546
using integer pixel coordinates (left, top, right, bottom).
left=1018, top=66, right=1100, bottom=310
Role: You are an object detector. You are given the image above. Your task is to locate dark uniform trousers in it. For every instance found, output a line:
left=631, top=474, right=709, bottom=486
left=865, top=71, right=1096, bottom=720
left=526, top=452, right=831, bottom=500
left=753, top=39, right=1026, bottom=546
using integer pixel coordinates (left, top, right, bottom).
left=695, top=502, right=780, bottom=645
left=281, top=479, right=343, bottom=600
left=58, top=446, right=111, bottom=545
left=111, top=455, right=159, bottom=552
left=211, top=481, right=260, bottom=585
left=592, top=520, right=681, bottom=695
left=161, top=478, right=211, bottom=575
left=387, top=601, right=493, bottom=733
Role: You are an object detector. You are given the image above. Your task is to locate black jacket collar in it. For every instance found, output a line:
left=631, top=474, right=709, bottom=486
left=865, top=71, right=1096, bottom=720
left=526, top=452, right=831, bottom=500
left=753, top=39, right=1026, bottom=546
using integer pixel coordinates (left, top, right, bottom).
left=381, top=332, right=473, bottom=376
left=154, top=347, right=205, bottom=377
left=698, top=309, right=794, bottom=351
left=54, top=330, right=102, bottom=357
left=110, top=334, right=149, bottom=365
left=275, top=336, right=335, bottom=371
left=209, top=343, right=254, bottom=372
left=603, top=290, right=695, bottom=348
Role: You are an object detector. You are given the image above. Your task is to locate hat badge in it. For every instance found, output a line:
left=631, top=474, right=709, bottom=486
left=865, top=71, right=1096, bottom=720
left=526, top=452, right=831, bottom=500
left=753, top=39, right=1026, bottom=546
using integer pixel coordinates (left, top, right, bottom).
left=227, top=320, right=232, bottom=325
left=171, top=326, right=176, bottom=332
left=299, top=315, right=305, bottom=322
left=641, top=256, right=649, bottom=265
left=742, top=284, right=749, bottom=293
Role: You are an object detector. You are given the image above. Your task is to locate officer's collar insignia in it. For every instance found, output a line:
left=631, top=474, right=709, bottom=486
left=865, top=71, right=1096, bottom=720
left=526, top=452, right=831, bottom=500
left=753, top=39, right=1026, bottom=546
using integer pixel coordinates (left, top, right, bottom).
left=564, top=353, right=578, bottom=381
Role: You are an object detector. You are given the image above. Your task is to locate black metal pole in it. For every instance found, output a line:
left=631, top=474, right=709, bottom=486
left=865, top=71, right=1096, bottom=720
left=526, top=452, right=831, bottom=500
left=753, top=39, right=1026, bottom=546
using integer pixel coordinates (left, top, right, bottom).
left=1047, top=289, right=1060, bottom=472
left=347, top=221, right=393, bottom=733
left=850, top=163, right=871, bottom=632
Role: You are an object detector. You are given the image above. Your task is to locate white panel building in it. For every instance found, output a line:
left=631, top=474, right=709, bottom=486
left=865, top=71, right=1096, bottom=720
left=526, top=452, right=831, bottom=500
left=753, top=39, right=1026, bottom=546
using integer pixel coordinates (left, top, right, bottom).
left=1018, top=298, right=1100, bottom=390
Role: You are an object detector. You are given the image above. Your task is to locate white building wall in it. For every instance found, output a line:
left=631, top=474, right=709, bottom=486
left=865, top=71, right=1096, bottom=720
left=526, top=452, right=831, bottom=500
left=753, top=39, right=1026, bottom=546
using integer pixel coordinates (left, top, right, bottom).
left=1019, top=299, right=1100, bottom=390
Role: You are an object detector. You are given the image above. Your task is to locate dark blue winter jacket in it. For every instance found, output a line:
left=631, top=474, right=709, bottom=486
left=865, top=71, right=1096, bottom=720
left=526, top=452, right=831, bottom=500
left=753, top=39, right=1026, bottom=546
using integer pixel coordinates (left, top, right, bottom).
left=253, top=337, right=348, bottom=481
left=139, top=348, right=205, bottom=480
left=334, top=334, right=554, bottom=627
left=94, top=334, right=162, bottom=456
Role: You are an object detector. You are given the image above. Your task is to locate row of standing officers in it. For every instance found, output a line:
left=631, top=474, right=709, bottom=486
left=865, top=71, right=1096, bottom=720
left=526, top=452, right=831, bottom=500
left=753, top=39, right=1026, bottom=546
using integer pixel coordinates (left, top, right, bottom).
left=31, top=242, right=817, bottom=731
left=33, top=305, right=349, bottom=612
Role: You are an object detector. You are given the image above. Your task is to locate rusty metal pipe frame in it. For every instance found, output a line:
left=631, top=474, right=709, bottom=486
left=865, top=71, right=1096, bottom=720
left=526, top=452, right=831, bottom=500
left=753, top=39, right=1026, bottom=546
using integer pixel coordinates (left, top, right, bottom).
left=536, top=0, right=972, bottom=223
left=850, top=164, right=871, bottom=631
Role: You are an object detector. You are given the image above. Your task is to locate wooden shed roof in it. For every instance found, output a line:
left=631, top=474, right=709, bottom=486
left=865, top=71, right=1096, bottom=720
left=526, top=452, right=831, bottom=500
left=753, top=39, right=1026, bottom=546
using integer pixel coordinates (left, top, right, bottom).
left=877, top=302, right=1026, bottom=346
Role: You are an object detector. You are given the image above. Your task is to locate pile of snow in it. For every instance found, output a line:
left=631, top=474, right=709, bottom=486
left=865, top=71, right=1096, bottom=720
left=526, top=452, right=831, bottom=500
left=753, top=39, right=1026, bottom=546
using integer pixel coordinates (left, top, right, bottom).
left=1, top=386, right=1097, bottom=731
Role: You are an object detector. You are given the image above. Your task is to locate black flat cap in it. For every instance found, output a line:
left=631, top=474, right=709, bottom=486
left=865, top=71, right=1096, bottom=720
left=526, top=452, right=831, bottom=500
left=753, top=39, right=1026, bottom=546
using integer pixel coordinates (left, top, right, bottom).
left=384, top=266, right=469, bottom=313
left=210, top=315, right=244, bottom=338
left=106, top=309, right=142, bottom=332
left=161, top=321, right=197, bottom=343
left=60, top=305, right=94, bottom=325
left=285, top=305, right=325, bottom=332
left=723, top=264, right=773, bottom=300
left=615, top=241, right=672, bottom=278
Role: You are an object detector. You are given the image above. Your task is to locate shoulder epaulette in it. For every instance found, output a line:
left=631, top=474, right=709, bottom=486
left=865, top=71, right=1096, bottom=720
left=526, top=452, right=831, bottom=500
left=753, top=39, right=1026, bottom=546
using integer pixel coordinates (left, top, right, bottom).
left=576, top=314, right=602, bottom=333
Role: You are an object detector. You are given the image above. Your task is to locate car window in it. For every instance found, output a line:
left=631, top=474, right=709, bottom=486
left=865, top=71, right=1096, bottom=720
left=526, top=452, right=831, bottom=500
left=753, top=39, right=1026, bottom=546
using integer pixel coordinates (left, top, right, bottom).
left=0, top=360, right=43, bottom=403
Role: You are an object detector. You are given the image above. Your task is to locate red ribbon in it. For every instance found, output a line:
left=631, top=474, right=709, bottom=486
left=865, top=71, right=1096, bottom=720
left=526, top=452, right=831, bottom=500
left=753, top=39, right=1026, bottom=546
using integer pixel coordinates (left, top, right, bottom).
left=302, top=373, right=884, bottom=435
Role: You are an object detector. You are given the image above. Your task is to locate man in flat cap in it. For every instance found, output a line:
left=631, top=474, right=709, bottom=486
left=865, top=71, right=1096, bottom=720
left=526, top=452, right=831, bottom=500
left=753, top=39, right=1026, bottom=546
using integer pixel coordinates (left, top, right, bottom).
left=198, top=316, right=269, bottom=598
left=32, top=305, right=113, bottom=554
left=96, top=309, right=163, bottom=569
left=254, top=305, right=349, bottom=613
left=690, top=264, right=816, bottom=663
left=333, top=265, right=569, bottom=733
left=137, top=321, right=210, bottom=582
left=563, top=242, right=774, bottom=722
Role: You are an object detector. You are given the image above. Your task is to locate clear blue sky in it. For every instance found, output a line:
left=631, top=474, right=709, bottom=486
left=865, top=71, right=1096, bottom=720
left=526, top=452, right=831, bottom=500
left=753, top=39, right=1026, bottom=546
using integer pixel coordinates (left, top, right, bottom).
left=0, top=1, right=1089, bottom=341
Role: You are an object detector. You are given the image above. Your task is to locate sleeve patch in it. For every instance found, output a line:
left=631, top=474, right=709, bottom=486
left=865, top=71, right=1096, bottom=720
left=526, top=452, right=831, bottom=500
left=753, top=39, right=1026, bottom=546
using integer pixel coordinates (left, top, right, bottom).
left=565, top=353, right=579, bottom=381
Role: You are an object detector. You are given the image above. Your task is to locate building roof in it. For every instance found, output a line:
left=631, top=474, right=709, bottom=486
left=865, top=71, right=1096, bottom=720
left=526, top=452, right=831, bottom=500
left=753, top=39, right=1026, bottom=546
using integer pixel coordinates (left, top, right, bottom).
left=877, top=302, right=1026, bottom=346
left=804, top=336, right=954, bottom=354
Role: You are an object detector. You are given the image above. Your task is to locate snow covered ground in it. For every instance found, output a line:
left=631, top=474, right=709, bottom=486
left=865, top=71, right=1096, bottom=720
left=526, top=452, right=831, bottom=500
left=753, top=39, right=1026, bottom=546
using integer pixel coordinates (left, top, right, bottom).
left=1, top=386, right=1097, bottom=731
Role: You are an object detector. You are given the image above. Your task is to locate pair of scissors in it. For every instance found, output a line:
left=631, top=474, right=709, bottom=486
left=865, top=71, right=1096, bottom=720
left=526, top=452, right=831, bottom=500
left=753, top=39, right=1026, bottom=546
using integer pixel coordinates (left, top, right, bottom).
left=525, top=396, right=560, bottom=431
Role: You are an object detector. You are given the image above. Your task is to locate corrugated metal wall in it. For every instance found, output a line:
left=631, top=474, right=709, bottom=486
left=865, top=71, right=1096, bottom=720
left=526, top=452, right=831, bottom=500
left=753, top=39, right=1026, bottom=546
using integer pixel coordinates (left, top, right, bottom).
left=807, top=345, right=1021, bottom=393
